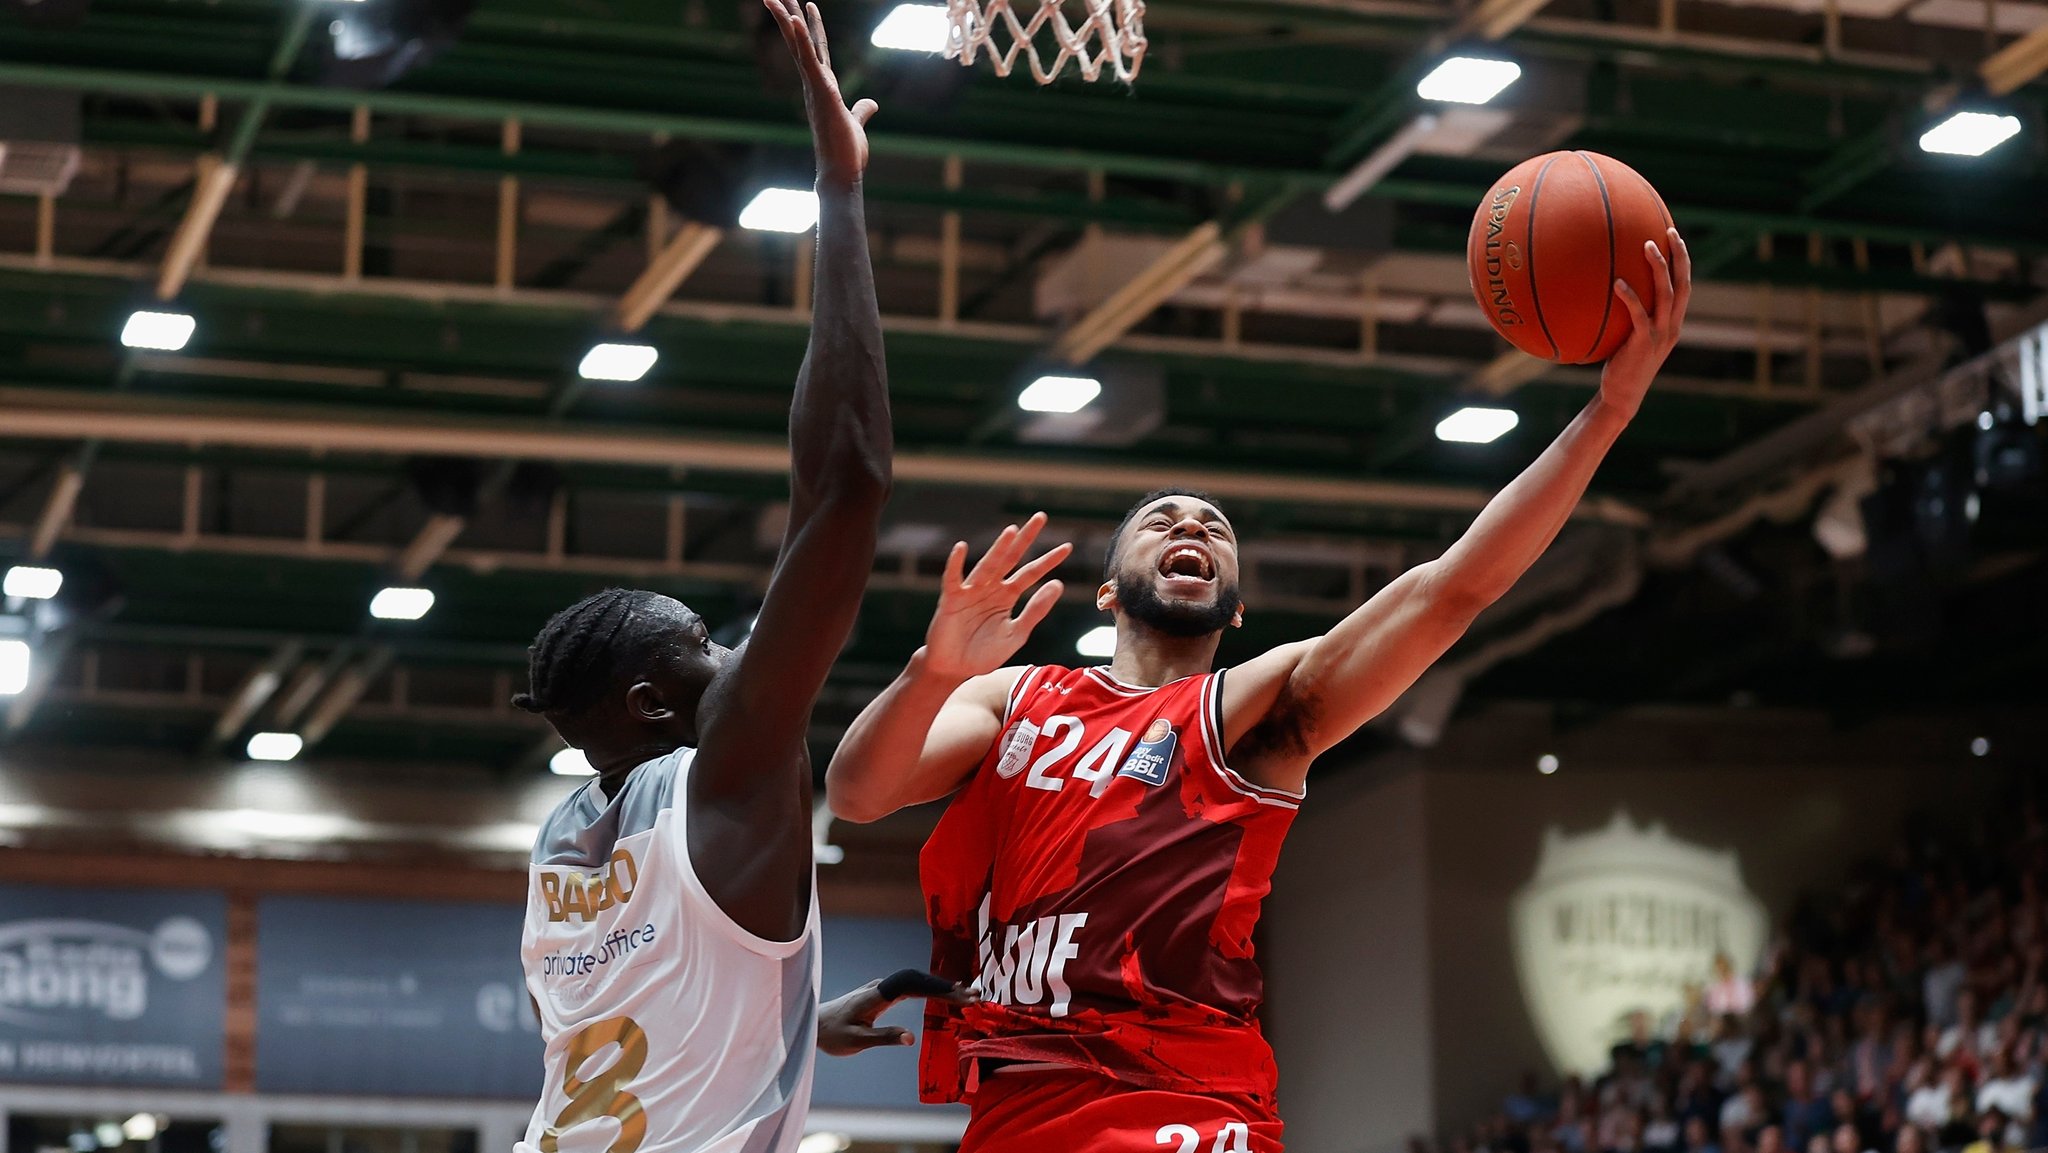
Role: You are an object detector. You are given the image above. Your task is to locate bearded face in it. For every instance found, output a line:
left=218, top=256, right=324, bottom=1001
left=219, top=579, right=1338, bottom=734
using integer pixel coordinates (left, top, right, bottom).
left=1101, top=496, right=1243, bottom=640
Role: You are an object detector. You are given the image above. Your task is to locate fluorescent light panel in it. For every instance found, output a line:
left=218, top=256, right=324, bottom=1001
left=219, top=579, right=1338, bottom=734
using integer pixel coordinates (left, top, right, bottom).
left=120, top=310, right=196, bottom=352
left=1435, top=405, right=1520, bottom=444
left=551, top=748, right=597, bottom=776
left=871, top=3, right=949, bottom=51
left=246, top=732, right=304, bottom=762
left=1415, top=57, right=1522, bottom=105
left=739, top=188, right=820, bottom=233
left=0, top=640, right=28, bottom=696
left=1076, top=624, right=1118, bottom=658
left=3, top=565, right=62, bottom=600
left=1918, top=111, right=2022, bottom=157
left=1018, top=374, right=1102, bottom=414
left=370, top=586, right=435, bottom=620
left=578, top=342, right=659, bottom=382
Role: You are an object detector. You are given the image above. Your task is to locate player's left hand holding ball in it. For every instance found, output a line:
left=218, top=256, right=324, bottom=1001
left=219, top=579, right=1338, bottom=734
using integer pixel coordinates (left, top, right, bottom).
left=1598, top=228, right=1691, bottom=421
left=817, top=969, right=979, bottom=1056
left=761, top=0, right=876, bottom=186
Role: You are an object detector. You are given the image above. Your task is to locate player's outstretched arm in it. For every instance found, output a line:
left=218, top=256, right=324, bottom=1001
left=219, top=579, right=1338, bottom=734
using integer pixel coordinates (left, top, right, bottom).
left=827, top=514, right=1071, bottom=823
left=690, top=0, right=890, bottom=940
left=1230, top=232, right=1691, bottom=789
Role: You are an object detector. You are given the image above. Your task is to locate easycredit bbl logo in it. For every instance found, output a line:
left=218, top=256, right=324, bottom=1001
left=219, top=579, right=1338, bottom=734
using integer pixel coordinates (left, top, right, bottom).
left=0, top=916, right=214, bottom=1027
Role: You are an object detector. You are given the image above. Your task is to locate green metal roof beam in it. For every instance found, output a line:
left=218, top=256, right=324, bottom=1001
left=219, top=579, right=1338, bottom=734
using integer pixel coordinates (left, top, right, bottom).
left=0, top=62, right=1318, bottom=185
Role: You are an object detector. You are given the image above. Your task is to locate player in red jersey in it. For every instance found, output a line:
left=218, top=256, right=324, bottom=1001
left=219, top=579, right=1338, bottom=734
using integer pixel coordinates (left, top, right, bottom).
left=826, top=232, right=1690, bottom=1151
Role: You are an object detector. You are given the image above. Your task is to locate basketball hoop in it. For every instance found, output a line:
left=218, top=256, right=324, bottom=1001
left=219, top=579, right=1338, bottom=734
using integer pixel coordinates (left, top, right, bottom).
left=945, top=0, right=1147, bottom=85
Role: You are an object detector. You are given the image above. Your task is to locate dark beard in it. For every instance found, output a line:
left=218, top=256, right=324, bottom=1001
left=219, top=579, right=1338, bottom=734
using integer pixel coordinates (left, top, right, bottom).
left=1113, top=572, right=1242, bottom=639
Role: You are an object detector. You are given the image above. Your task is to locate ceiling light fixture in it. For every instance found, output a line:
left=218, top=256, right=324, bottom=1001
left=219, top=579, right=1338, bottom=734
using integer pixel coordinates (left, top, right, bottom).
left=550, top=748, right=597, bottom=776
left=1018, top=374, right=1102, bottom=414
left=577, top=342, right=659, bottom=382
left=246, top=732, right=304, bottom=762
left=1076, top=624, right=1118, bottom=658
left=1918, top=110, right=2022, bottom=157
left=0, top=641, right=28, bottom=696
left=1435, top=405, right=1520, bottom=444
left=1416, top=57, right=1522, bottom=105
left=3, top=565, right=63, bottom=600
left=120, top=310, right=196, bottom=351
left=870, top=3, right=949, bottom=51
left=738, top=188, right=820, bottom=233
left=369, top=587, right=435, bottom=621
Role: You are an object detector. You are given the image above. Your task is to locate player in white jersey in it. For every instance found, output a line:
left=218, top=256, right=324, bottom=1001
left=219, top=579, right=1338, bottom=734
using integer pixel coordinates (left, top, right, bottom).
left=510, top=6, right=965, bottom=1151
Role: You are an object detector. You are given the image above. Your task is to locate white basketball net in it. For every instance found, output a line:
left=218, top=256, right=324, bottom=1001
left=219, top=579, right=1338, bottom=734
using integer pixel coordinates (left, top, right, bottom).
left=945, top=0, right=1148, bottom=84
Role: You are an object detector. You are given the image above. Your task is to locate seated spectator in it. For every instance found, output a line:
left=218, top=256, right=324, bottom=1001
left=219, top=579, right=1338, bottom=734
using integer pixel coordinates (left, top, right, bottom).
left=1782, top=1061, right=1836, bottom=1150
left=1645, top=1098, right=1682, bottom=1153
left=1931, top=1067, right=1979, bottom=1150
left=1709, top=953, right=1758, bottom=1019
left=1507, top=1071, right=1556, bottom=1126
left=1938, top=990, right=1996, bottom=1062
left=1722, top=1083, right=1766, bottom=1142
left=1682, top=1116, right=1723, bottom=1153
left=1959, top=1108, right=2011, bottom=1153
left=1829, top=1122, right=1874, bottom=1153
left=1972, top=1049, right=2034, bottom=1144
left=1903, top=1060, right=1951, bottom=1131
left=1712, top=1016, right=1755, bottom=1088
left=1599, top=1105, right=1643, bottom=1153
left=1923, top=941, right=1966, bottom=1030
left=1615, top=1011, right=1671, bottom=1074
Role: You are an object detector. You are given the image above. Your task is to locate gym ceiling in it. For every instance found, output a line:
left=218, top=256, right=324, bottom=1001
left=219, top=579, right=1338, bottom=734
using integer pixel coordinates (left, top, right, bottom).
left=0, top=0, right=2042, bottom=785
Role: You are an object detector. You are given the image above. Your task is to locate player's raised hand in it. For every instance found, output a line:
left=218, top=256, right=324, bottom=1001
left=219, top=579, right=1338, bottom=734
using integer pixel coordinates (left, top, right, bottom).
left=923, top=512, right=1073, bottom=682
left=1600, top=227, right=1690, bottom=420
left=817, top=969, right=978, bottom=1056
left=761, top=0, right=877, bottom=186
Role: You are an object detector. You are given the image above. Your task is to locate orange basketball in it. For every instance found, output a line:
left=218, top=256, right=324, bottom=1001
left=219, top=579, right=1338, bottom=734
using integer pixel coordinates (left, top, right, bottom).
left=1466, top=150, right=1675, bottom=364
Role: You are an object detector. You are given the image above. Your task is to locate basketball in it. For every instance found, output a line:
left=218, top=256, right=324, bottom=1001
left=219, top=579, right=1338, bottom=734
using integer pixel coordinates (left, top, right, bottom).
left=1467, top=150, right=1675, bottom=364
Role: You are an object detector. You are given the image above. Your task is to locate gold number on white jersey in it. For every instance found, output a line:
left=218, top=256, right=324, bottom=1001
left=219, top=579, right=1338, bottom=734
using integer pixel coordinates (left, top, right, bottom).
left=540, top=1015, right=648, bottom=1153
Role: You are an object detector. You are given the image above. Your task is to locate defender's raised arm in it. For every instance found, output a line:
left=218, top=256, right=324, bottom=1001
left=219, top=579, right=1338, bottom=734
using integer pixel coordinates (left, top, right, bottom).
left=689, top=0, right=892, bottom=938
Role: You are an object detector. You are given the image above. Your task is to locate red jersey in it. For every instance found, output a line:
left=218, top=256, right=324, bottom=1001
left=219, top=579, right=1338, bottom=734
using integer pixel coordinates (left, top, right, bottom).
left=918, top=664, right=1301, bottom=1104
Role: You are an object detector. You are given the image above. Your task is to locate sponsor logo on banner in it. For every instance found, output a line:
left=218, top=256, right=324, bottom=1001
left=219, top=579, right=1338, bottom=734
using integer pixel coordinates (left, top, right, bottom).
left=0, top=917, right=213, bottom=1027
left=0, top=888, right=226, bottom=1087
left=1511, top=811, right=1767, bottom=1075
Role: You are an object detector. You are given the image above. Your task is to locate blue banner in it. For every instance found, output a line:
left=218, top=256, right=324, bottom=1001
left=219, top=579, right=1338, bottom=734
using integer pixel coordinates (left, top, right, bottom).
left=256, top=896, right=543, bottom=1098
left=0, top=886, right=227, bottom=1088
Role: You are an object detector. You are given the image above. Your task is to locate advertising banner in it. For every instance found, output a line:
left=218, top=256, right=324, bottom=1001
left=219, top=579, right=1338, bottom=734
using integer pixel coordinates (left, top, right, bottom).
left=256, top=896, right=543, bottom=1098
left=0, top=885, right=227, bottom=1088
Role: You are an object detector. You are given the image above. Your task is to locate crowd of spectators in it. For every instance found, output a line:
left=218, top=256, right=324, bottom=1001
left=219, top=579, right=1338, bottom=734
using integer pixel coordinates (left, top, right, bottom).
left=1455, top=799, right=2048, bottom=1153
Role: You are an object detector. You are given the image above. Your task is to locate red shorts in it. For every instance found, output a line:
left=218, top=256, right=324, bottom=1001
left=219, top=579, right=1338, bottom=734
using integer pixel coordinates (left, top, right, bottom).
left=957, top=1066, right=1285, bottom=1153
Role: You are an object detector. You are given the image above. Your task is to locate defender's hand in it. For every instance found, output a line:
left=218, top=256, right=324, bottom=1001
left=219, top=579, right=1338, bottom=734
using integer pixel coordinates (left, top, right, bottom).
left=761, top=0, right=877, bottom=186
left=924, top=513, right=1073, bottom=683
left=1599, top=227, right=1690, bottom=421
left=817, top=970, right=978, bottom=1056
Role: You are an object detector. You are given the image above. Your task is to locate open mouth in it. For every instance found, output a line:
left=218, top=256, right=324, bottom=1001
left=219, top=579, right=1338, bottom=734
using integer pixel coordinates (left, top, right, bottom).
left=1158, top=543, right=1216, bottom=584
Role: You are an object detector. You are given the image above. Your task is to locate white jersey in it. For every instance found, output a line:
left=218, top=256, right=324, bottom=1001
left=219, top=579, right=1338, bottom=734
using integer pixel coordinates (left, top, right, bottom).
left=518, top=747, right=819, bottom=1153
